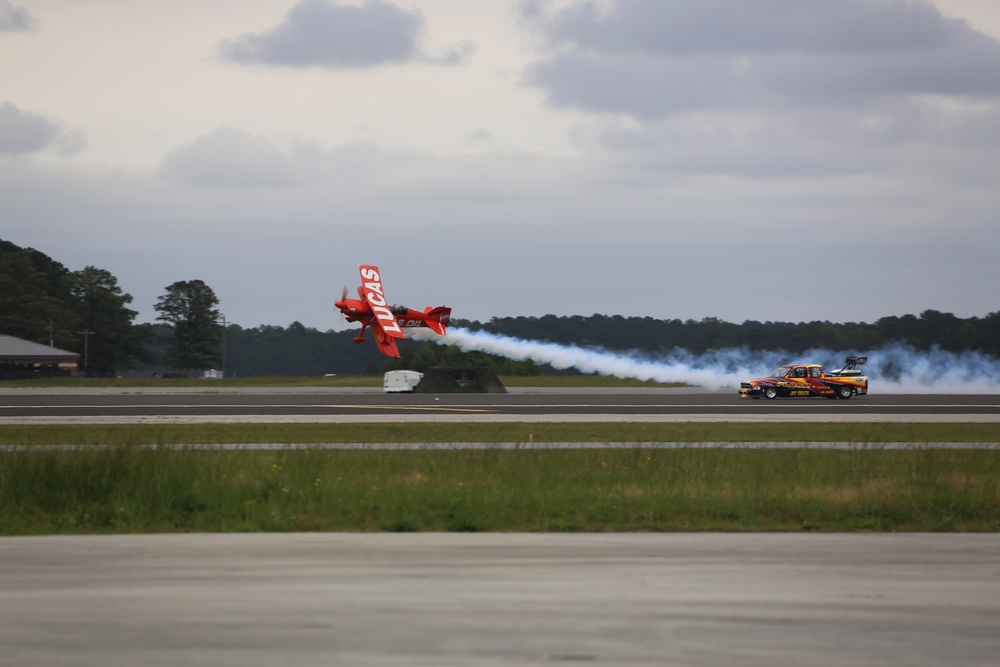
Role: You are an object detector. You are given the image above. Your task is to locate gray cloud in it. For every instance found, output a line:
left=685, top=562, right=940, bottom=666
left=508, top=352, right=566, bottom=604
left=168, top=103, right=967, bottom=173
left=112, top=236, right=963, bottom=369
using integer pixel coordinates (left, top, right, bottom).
left=0, top=1, right=37, bottom=32
left=0, top=101, right=80, bottom=155
left=521, top=0, right=1000, bottom=118
left=158, top=127, right=321, bottom=187
left=426, top=40, right=476, bottom=66
left=524, top=0, right=962, bottom=55
left=217, top=0, right=467, bottom=69
left=5, top=2, right=999, bottom=333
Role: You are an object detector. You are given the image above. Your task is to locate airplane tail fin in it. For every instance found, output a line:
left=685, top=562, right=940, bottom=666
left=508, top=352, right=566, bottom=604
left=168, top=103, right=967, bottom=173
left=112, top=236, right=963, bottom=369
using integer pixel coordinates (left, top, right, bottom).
left=424, top=306, right=451, bottom=335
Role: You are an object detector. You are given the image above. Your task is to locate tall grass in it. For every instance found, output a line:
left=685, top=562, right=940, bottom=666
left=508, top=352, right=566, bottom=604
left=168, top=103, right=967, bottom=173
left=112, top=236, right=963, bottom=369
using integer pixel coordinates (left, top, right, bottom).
left=3, top=447, right=998, bottom=534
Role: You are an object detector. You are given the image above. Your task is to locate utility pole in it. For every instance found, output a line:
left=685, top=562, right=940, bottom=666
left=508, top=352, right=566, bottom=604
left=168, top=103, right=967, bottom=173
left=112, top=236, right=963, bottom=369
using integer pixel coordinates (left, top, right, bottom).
left=77, top=330, right=95, bottom=376
left=217, top=315, right=227, bottom=378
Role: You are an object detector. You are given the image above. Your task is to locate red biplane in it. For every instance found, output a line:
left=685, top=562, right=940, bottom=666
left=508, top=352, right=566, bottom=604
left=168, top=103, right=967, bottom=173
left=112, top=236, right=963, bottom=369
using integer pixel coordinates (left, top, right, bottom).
left=334, top=265, right=451, bottom=358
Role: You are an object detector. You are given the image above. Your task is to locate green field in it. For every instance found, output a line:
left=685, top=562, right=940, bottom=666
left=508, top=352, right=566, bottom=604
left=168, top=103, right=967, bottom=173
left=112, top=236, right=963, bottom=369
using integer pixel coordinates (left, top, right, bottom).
left=2, top=445, right=998, bottom=534
left=2, top=421, right=998, bottom=535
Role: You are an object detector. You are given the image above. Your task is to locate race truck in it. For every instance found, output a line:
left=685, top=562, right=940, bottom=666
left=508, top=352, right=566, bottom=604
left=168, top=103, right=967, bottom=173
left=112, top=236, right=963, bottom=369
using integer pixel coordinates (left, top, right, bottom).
left=739, top=356, right=868, bottom=400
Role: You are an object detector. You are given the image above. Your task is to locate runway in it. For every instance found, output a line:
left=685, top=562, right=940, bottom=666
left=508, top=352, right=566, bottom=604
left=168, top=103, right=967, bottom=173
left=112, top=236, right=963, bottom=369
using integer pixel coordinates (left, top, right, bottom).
left=2, top=533, right=998, bottom=667
left=1, top=388, right=998, bottom=423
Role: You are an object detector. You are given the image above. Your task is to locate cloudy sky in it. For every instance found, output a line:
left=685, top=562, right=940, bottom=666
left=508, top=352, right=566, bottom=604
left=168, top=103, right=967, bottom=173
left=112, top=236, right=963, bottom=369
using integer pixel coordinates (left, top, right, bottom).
left=3, top=0, right=1000, bottom=332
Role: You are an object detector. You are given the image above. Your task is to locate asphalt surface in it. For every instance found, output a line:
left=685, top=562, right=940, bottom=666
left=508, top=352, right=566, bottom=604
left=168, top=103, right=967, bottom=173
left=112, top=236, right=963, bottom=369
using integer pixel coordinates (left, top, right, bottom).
left=1, top=388, right=998, bottom=423
left=2, top=533, right=998, bottom=667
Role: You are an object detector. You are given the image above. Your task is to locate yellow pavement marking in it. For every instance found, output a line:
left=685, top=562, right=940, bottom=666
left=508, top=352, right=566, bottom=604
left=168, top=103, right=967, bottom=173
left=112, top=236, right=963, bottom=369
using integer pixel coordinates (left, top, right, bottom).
left=326, top=405, right=495, bottom=413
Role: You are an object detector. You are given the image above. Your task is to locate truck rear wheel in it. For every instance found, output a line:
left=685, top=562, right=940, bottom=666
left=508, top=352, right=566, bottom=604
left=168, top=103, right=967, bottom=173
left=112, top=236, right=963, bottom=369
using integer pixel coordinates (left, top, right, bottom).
left=836, top=385, right=854, bottom=400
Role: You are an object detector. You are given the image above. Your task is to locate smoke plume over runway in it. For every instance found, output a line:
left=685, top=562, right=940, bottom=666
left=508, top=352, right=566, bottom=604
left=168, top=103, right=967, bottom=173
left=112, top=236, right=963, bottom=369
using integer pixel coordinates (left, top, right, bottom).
left=420, top=328, right=1000, bottom=394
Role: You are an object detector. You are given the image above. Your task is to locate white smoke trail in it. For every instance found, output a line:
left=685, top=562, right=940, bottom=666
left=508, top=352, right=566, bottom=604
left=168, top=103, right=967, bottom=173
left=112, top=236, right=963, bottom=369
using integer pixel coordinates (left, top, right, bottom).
left=415, top=328, right=1000, bottom=394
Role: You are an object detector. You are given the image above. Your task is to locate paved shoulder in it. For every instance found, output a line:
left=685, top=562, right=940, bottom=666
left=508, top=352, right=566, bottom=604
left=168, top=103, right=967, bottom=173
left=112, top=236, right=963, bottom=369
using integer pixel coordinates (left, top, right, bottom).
left=1, top=533, right=997, bottom=666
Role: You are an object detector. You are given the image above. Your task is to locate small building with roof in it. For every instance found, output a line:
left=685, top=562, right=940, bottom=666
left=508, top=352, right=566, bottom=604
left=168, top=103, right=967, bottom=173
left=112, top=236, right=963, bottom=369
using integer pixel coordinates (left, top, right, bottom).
left=0, top=334, right=80, bottom=379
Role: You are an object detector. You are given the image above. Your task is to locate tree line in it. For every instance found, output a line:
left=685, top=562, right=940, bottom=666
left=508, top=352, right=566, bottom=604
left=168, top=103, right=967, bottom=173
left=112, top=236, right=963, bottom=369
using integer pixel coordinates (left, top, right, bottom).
left=3, top=239, right=998, bottom=378
left=471, top=311, right=1000, bottom=358
left=2, top=240, right=149, bottom=375
left=218, top=309, right=1000, bottom=378
left=2, top=240, right=223, bottom=376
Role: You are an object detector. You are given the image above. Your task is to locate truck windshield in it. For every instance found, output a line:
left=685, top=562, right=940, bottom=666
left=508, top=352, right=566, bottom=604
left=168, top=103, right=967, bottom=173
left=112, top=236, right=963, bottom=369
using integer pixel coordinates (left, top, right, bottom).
left=769, top=367, right=791, bottom=378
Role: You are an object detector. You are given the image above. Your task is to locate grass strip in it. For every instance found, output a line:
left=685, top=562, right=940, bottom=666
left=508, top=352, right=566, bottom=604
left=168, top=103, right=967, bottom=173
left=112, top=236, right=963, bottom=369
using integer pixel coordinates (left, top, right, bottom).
left=1, top=422, right=997, bottom=446
left=0, top=375, right=680, bottom=389
left=0, top=376, right=378, bottom=389
left=2, top=447, right=998, bottom=534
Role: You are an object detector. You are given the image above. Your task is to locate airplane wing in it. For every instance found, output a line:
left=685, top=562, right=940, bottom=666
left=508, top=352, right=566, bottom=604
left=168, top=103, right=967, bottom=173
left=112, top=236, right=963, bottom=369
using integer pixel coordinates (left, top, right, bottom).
left=359, top=265, right=405, bottom=357
left=371, top=328, right=402, bottom=358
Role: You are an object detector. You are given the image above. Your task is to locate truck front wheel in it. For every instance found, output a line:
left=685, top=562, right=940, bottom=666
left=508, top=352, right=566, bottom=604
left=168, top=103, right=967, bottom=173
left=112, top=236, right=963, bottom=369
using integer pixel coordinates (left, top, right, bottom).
left=763, top=387, right=778, bottom=399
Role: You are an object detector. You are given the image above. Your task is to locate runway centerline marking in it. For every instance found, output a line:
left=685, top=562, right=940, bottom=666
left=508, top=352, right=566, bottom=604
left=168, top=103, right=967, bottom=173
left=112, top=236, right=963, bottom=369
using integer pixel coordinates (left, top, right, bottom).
left=324, top=404, right=496, bottom=413
left=0, top=403, right=497, bottom=413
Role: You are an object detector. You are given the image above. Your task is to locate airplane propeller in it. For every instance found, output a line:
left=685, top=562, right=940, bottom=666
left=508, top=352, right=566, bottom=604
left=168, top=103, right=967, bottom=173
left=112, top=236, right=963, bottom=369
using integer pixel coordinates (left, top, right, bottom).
left=335, top=286, right=349, bottom=319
